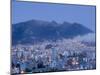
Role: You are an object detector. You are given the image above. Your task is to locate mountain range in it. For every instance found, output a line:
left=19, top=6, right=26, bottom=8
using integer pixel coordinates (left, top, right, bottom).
left=12, top=19, right=93, bottom=44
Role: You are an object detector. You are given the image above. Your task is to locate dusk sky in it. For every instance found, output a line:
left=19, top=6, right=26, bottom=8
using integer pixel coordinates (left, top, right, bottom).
left=12, top=1, right=96, bottom=31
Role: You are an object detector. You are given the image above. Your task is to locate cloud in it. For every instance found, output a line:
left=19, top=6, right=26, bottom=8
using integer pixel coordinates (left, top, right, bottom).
left=73, top=33, right=95, bottom=42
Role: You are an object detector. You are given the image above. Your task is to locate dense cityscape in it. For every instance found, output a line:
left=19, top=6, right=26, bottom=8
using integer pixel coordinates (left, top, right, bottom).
left=11, top=39, right=96, bottom=74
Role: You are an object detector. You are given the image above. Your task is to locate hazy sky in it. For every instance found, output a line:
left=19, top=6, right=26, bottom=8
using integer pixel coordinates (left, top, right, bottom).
left=12, top=1, right=96, bottom=31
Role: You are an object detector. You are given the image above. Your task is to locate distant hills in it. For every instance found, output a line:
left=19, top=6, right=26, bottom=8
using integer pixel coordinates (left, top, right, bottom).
left=12, top=19, right=93, bottom=44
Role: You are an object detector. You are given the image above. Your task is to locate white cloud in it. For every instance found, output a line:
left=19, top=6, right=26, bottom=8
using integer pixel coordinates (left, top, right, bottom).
left=73, top=33, right=95, bottom=42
